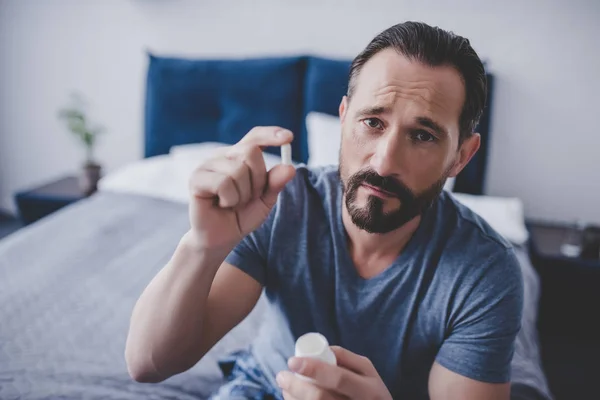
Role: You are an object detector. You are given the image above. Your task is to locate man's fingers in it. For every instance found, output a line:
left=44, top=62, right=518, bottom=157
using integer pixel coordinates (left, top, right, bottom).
left=277, top=371, right=317, bottom=398
left=261, top=164, right=296, bottom=208
left=286, top=357, right=364, bottom=398
left=190, top=127, right=295, bottom=210
left=189, top=170, right=224, bottom=199
left=238, top=126, right=294, bottom=148
left=227, top=145, right=267, bottom=200
left=189, top=170, right=239, bottom=208
left=282, top=390, right=292, bottom=400
left=277, top=371, right=344, bottom=400
left=203, top=157, right=252, bottom=206
left=215, top=175, right=239, bottom=208
left=282, top=390, right=299, bottom=400
left=330, top=346, right=378, bottom=376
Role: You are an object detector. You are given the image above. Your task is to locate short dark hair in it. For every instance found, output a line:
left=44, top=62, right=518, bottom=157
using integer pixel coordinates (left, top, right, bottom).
left=348, top=21, right=487, bottom=143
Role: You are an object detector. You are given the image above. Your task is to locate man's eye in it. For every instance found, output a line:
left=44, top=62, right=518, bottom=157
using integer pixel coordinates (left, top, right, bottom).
left=363, top=118, right=383, bottom=130
left=413, top=130, right=436, bottom=142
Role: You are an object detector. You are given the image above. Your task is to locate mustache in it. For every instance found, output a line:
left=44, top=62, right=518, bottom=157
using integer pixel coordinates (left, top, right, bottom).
left=347, top=169, right=415, bottom=201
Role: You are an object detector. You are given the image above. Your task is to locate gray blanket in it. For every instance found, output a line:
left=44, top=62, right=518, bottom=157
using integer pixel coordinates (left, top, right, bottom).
left=0, top=191, right=550, bottom=399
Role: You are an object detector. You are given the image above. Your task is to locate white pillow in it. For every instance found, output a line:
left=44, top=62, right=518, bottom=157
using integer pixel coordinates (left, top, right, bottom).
left=452, top=193, right=529, bottom=245
left=305, top=112, right=455, bottom=192
left=98, top=154, right=189, bottom=203
left=306, top=112, right=341, bottom=167
left=444, top=177, right=456, bottom=191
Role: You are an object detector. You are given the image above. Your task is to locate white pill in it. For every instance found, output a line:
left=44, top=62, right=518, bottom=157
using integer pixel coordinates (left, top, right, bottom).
left=281, top=143, right=292, bottom=165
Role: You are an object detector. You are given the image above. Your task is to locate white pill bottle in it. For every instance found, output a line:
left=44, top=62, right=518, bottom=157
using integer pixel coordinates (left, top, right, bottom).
left=294, top=332, right=337, bottom=381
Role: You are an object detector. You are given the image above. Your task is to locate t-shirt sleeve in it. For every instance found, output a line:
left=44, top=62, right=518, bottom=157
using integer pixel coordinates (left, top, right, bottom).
left=223, top=204, right=277, bottom=286
left=435, top=248, right=524, bottom=383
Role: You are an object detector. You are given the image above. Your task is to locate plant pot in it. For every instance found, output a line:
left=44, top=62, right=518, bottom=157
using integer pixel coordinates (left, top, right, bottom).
left=79, top=163, right=102, bottom=195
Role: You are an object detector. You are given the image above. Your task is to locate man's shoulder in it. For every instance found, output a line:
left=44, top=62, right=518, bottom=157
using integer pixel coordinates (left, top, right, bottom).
left=433, top=192, right=522, bottom=283
left=437, top=191, right=514, bottom=253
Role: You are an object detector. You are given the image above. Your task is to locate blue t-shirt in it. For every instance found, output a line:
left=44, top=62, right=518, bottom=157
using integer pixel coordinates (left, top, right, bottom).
left=225, top=166, right=524, bottom=398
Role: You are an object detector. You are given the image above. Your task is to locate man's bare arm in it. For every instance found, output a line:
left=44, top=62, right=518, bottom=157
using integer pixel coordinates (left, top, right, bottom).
left=125, top=127, right=296, bottom=383
left=125, top=235, right=261, bottom=383
left=428, top=362, right=510, bottom=400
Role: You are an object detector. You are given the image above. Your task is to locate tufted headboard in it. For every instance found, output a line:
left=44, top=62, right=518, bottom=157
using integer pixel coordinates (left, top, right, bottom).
left=144, top=54, right=494, bottom=195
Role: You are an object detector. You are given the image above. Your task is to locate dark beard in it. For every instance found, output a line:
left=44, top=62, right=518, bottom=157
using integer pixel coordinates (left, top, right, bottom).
left=342, top=168, right=447, bottom=234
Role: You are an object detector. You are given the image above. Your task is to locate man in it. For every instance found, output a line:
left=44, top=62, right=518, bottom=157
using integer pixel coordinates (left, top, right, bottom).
left=125, top=21, right=523, bottom=399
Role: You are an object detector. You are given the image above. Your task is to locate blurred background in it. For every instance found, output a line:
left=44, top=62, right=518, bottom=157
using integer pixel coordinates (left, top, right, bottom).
left=0, top=0, right=598, bottom=224
left=0, top=1, right=599, bottom=399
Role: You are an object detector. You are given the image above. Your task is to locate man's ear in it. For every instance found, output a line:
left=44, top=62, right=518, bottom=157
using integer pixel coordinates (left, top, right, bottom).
left=449, top=133, right=480, bottom=177
left=339, top=96, right=348, bottom=123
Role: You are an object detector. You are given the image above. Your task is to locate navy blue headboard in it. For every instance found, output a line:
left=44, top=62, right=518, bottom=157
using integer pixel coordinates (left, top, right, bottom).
left=144, top=54, right=307, bottom=162
left=144, top=54, right=494, bottom=195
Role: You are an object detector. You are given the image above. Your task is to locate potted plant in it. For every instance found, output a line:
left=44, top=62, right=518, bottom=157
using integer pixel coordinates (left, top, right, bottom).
left=58, top=93, right=105, bottom=194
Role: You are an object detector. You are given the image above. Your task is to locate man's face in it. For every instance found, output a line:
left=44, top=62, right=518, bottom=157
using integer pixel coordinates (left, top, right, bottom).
left=339, top=49, right=472, bottom=234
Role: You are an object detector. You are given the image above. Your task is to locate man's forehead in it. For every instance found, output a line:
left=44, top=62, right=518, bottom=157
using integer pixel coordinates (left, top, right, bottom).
left=351, top=49, right=465, bottom=119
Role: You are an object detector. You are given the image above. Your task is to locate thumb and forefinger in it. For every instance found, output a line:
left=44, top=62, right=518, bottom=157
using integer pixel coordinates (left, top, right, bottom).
left=239, top=126, right=296, bottom=206
left=238, top=126, right=294, bottom=148
left=280, top=347, right=373, bottom=398
left=330, top=346, right=378, bottom=377
left=262, top=164, right=295, bottom=205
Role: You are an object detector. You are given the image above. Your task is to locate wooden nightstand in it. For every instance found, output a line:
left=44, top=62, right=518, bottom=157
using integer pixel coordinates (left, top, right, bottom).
left=15, top=176, right=90, bottom=225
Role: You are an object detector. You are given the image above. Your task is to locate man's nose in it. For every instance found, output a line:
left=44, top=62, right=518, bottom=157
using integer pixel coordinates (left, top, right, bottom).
left=369, top=133, right=404, bottom=177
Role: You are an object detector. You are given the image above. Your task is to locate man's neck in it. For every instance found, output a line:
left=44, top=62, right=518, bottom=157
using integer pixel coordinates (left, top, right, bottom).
left=341, top=202, right=421, bottom=278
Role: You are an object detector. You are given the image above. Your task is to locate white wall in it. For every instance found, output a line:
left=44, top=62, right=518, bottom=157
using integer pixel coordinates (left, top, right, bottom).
left=1, top=0, right=599, bottom=224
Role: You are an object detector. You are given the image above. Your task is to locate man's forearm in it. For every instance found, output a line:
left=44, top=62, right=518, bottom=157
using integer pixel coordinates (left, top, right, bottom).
left=125, top=230, right=230, bottom=382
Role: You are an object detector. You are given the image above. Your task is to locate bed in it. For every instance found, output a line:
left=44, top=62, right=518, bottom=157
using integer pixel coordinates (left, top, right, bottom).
left=0, top=54, right=552, bottom=399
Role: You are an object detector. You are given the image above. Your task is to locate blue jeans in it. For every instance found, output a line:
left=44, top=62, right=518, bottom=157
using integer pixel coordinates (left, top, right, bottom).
left=209, top=349, right=284, bottom=400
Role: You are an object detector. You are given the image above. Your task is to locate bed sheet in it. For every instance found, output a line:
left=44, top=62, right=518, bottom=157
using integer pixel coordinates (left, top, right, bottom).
left=0, top=192, right=267, bottom=399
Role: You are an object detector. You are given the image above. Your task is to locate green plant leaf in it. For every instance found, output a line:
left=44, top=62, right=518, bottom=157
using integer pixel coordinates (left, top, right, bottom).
left=58, top=92, right=106, bottom=159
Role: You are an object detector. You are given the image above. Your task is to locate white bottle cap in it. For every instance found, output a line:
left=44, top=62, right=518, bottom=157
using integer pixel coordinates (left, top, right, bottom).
left=294, top=332, right=336, bottom=366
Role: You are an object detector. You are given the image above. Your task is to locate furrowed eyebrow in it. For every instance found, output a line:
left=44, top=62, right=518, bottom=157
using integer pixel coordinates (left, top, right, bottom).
left=355, top=106, right=390, bottom=118
left=416, top=117, right=448, bottom=137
